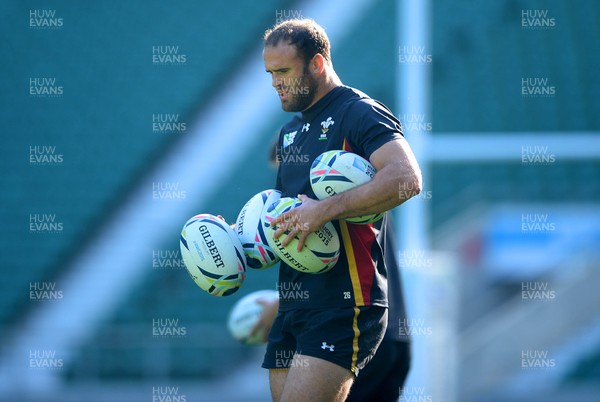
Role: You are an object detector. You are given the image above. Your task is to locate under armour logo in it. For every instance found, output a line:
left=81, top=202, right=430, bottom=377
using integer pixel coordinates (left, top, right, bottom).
left=302, top=123, right=310, bottom=132
left=321, top=342, right=334, bottom=352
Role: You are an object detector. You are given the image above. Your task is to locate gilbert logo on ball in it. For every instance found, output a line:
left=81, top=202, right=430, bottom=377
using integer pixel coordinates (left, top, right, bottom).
left=310, top=150, right=383, bottom=224
left=236, top=189, right=282, bottom=270
left=180, top=214, right=246, bottom=296
left=261, top=197, right=340, bottom=274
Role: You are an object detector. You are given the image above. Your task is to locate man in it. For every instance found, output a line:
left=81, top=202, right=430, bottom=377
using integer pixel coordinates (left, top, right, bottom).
left=261, top=19, right=421, bottom=402
left=256, top=138, right=411, bottom=400
left=253, top=212, right=411, bottom=401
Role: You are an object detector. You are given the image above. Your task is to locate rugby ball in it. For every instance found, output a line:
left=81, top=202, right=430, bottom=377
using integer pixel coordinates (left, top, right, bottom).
left=180, top=214, right=246, bottom=296
left=227, top=289, right=279, bottom=345
left=261, top=197, right=340, bottom=274
left=310, top=150, right=384, bottom=224
left=236, top=189, right=282, bottom=269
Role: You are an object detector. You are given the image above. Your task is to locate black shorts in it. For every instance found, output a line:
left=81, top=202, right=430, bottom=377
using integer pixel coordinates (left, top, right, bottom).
left=262, top=306, right=387, bottom=376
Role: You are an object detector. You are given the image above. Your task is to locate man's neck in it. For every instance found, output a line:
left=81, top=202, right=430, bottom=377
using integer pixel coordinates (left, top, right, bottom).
left=305, top=71, right=343, bottom=111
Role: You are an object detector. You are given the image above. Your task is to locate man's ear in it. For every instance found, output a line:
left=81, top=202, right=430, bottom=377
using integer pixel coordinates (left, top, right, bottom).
left=310, top=53, right=326, bottom=75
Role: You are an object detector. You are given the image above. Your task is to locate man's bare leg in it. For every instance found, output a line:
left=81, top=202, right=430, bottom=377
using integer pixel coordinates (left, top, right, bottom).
left=277, top=354, right=354, bottom=402
left=269, top=368, right=289, bottom=402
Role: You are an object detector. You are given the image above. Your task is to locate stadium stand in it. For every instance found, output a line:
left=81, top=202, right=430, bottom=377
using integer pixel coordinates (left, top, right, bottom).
left=1, top=0, right=292, bottom=378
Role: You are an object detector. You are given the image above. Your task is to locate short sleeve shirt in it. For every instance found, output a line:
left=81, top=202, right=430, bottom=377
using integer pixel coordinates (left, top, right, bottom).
left=274, top=85, right=404, bottom=311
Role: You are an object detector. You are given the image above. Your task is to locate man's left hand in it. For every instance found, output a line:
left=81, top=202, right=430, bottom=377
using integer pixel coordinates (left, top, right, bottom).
left=272, top=194, right=328, bottom=252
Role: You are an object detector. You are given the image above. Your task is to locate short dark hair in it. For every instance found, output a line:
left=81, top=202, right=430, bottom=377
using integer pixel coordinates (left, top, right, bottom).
left=263, top=19, right=331, bottom=65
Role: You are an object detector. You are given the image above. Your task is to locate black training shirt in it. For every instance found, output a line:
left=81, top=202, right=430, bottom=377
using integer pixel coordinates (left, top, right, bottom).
left=274, top=85, right=404, bottom=312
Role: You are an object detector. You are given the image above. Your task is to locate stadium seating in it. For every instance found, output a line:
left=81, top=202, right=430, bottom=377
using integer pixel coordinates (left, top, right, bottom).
left=1, top=0, right=292, bottom=379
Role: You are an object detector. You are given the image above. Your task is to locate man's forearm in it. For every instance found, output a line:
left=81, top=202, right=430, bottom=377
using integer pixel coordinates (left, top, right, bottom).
left=320, top=161, right=422, bottom=222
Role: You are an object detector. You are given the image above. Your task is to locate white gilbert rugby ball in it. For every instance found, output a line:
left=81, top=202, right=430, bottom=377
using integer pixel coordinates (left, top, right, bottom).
left=310, top=150, right=384, bottom=224
left=180, top=214, right=246, bottom=296
left=236, top=189, right=282, bottom=270
left=261, top=197, right=340, bottom=274
left=227, top=289, right=279, bottom=345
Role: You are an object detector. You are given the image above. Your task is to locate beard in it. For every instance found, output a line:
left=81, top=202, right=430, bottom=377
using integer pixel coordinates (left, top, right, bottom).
left=279, top=65, right=319, bottom=112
